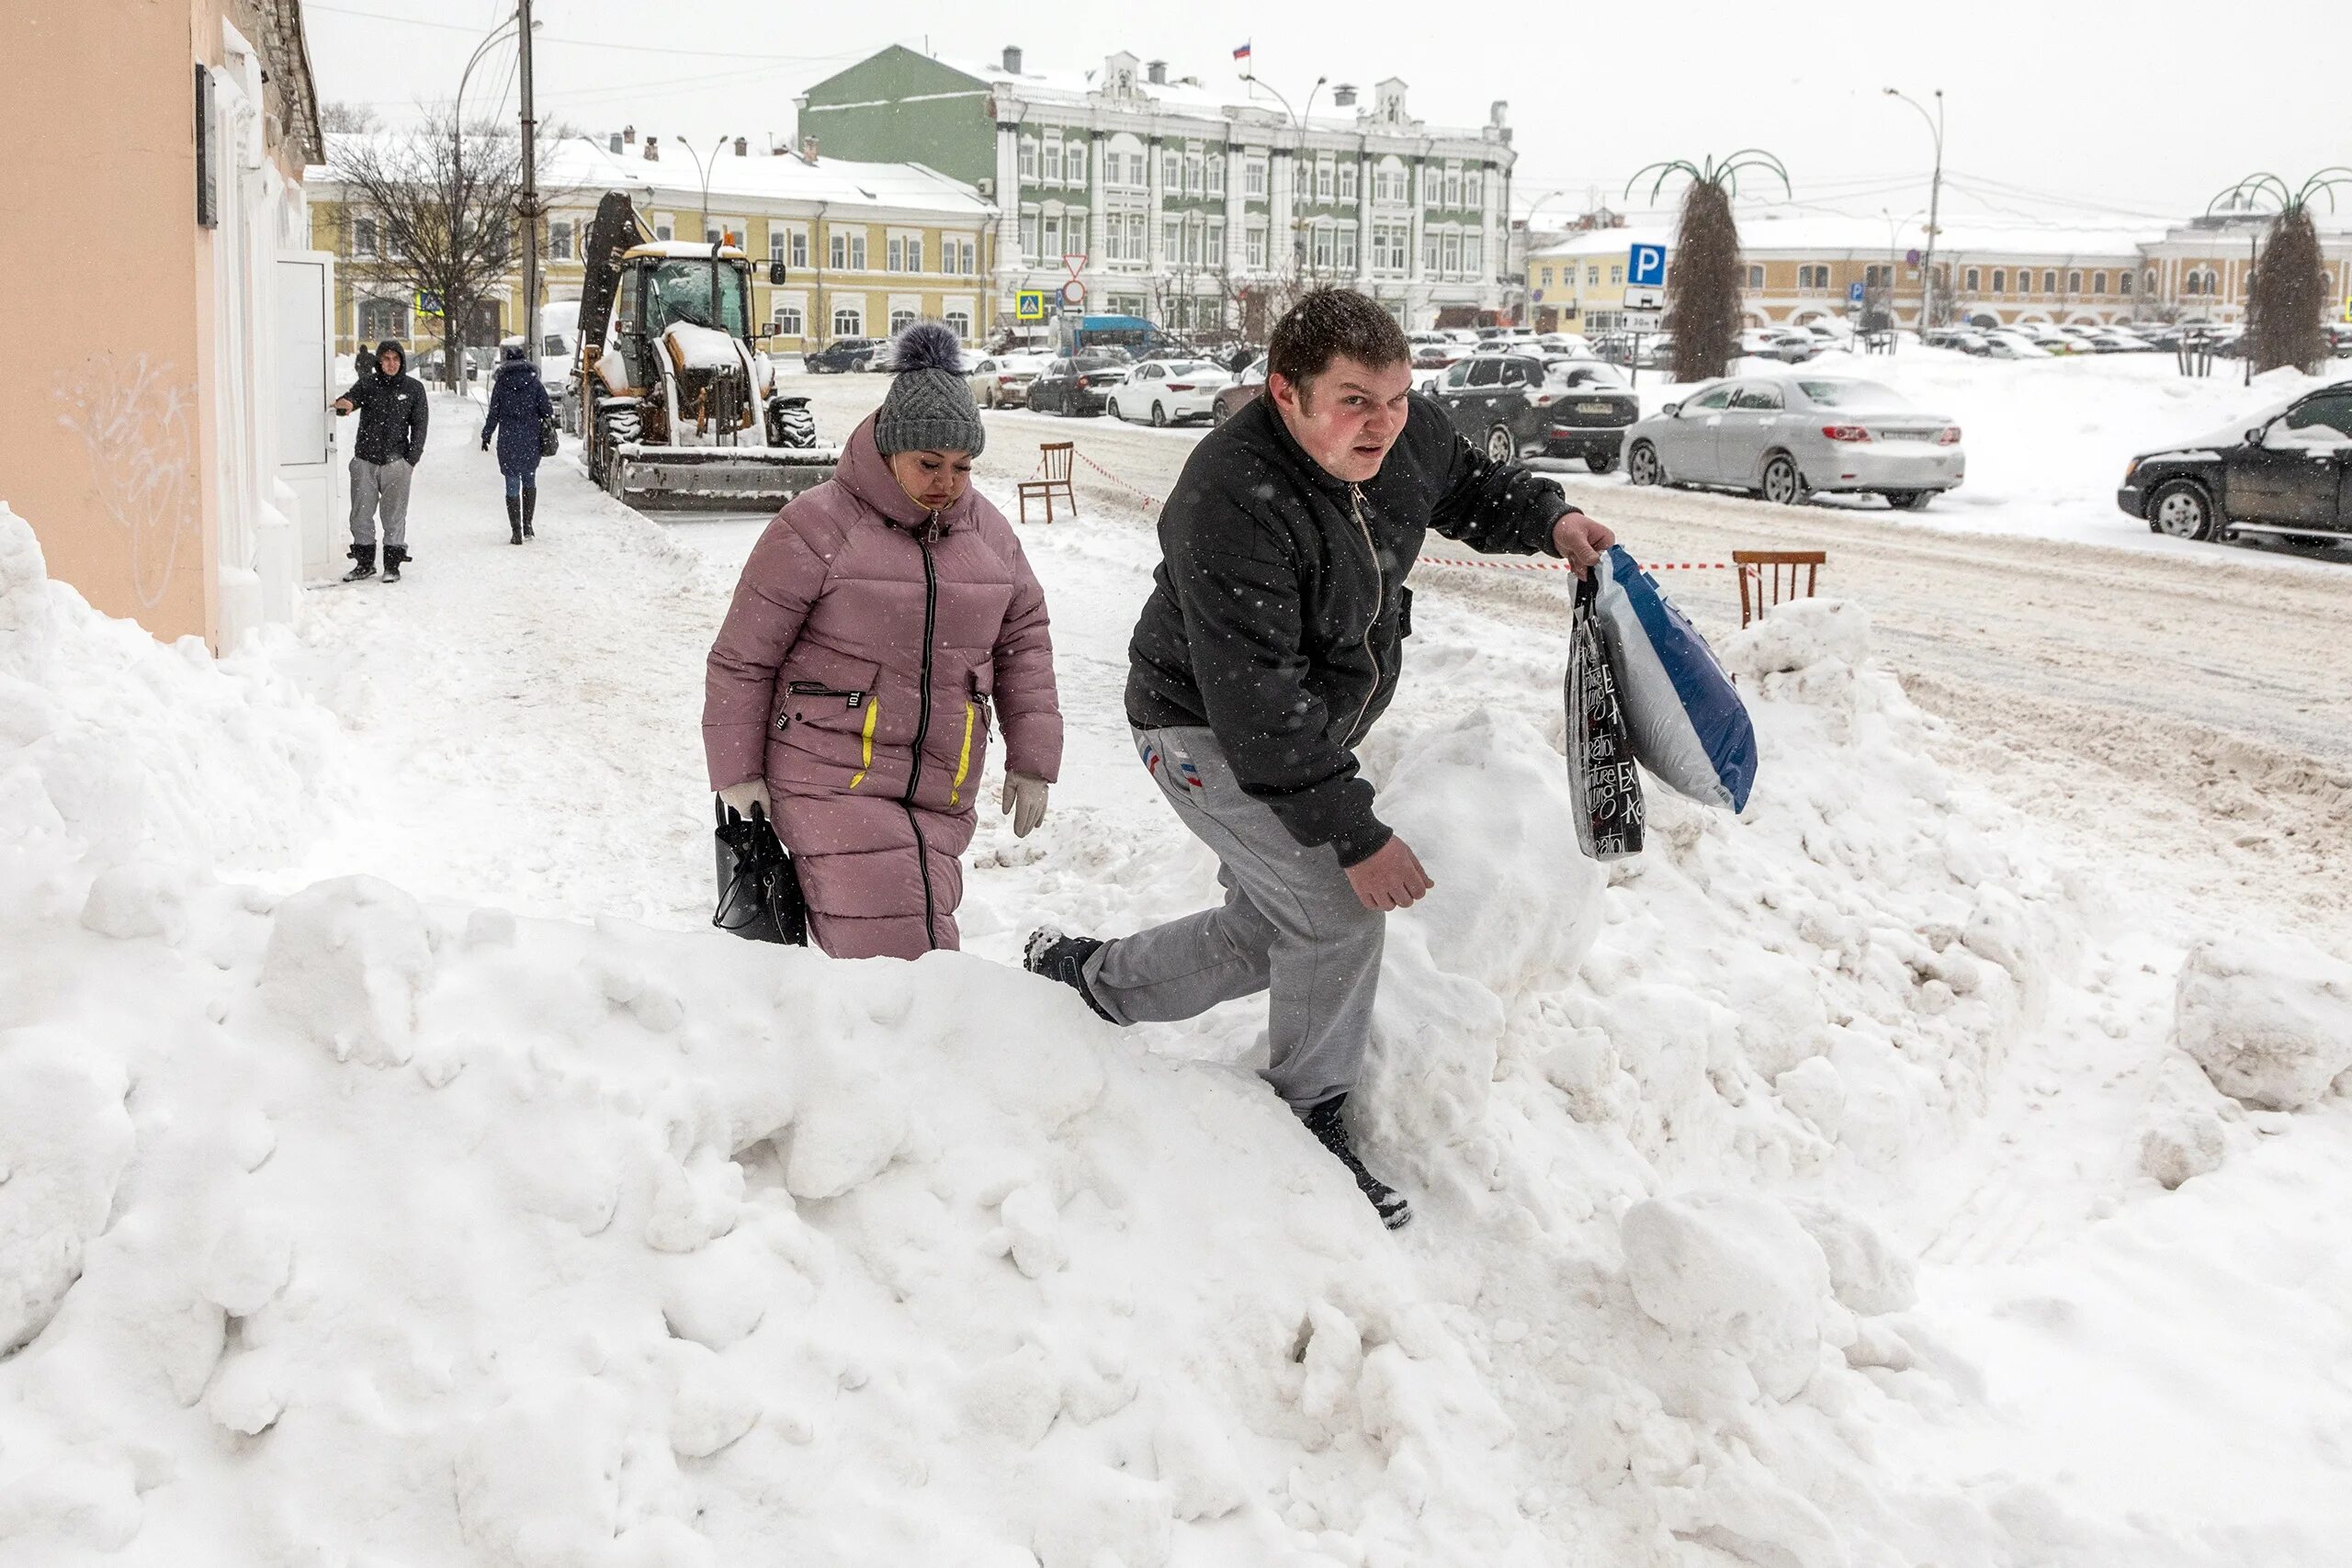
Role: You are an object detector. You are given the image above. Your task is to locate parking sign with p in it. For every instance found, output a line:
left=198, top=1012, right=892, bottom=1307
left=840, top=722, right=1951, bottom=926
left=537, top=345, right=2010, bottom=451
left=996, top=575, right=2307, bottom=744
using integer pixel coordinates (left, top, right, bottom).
left=1627, top=243, right=1667, bottom=288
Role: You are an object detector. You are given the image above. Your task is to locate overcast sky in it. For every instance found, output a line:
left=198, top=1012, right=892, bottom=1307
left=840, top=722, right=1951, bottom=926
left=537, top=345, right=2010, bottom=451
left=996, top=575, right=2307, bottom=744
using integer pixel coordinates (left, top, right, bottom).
left=308, top=0, right=2349, bottom=234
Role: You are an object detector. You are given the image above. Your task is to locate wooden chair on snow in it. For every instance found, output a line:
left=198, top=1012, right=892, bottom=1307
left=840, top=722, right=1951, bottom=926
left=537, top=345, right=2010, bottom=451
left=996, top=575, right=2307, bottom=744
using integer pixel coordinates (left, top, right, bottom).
left=1732, top=549, right=1826, bottom=627
left=1018, top=442, right=1077, bottom=525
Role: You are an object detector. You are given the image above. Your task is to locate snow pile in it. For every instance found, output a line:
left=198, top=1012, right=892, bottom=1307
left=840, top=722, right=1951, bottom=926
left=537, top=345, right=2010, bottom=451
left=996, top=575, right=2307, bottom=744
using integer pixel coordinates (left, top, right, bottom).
left=2175, top=935, right=2352, bottom=1110
left=2, top=525, right=2130, bottom=1564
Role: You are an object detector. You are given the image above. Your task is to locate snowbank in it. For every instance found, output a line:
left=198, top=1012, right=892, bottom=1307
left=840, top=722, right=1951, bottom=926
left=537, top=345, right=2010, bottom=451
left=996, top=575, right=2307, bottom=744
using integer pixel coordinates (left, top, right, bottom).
left=1, top=504, right=2143, bottom=1565
left=2175, top=935, right=2352, bottom=1110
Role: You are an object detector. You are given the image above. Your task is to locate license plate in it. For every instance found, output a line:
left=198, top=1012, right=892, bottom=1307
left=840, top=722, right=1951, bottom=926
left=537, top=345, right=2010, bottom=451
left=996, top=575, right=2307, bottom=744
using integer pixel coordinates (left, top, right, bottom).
left=1576, top=401, right=1614, bottom=414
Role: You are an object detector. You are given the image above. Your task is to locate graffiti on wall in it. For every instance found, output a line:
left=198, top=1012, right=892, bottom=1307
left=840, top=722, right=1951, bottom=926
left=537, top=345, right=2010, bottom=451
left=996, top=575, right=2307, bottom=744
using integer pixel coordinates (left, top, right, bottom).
left=53, top=355, right=198, bottom=610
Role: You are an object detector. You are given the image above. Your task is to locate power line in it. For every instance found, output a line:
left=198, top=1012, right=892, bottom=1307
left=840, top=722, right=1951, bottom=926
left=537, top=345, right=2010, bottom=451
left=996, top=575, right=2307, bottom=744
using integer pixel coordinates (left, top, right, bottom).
left=307, top=2, right=885, bottom=63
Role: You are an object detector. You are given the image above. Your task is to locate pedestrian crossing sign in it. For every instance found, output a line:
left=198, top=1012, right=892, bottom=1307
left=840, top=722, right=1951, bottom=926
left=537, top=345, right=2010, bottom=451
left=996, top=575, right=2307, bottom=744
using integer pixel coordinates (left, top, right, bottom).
left=1015, top=289, right=1048, bottom=322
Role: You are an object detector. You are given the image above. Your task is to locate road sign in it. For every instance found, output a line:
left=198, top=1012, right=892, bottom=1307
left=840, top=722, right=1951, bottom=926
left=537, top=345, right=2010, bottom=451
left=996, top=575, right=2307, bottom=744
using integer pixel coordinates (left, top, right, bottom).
left=1059, top=280, right=1086, bottom=307
left=1060, top=252, right=1088, bottom=278
left=1623, top=285, right=1663, bottom=312
left=414, top=290, right=444, bottom=318
left=1905, top=248, right=1921, bottom=267
left=1628, top=243, right=1667, bottom=288
left=1847, top=281, right=1866, bottom=305
left=1014, top=289, right=1047, bottom=322
left=1622, top=308, right=1664, bottom=333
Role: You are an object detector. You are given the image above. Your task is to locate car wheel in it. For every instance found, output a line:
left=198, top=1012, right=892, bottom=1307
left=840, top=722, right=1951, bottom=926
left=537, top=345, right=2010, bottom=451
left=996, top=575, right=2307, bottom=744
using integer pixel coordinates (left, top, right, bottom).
left=2148, top=479, right=2218, bottom=541
left=1761, top=453, right=1805, bottom=506
left=1587, top=449, right=1618, bottom=475
left=1213, top=400, right=1229, bottom=426
left=1107, top=398, right=1122, bottom=422
left=1151, top=401, right=1169, bottom=427
left=1628, top=441, right=1661, bottom=486
left=1486, top=425, right=1514, bottom=462
left=1886, top=490, right=1934, bottom=511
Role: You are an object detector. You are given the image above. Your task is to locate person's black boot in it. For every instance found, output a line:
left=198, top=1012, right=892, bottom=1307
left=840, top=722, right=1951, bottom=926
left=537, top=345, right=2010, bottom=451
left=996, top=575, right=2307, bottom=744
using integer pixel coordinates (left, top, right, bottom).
left=341, top=544, right=377, bottom=582
left=381, top=546, right=406, bottom=583
left=506, top=494, right=523, bottom=545
left=522, top=485, right=537, bottom=538
left=1023, top=928, right=1117, bottom=1023
left=1301, top=1094, right=1412, bottom=1231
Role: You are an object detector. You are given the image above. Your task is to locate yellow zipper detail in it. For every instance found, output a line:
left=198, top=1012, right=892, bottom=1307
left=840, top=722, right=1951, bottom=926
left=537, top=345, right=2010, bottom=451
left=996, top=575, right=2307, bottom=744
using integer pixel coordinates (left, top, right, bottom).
left=847, top=699, right=879, bottom=788
left=949, top=701, right=976, bottom=806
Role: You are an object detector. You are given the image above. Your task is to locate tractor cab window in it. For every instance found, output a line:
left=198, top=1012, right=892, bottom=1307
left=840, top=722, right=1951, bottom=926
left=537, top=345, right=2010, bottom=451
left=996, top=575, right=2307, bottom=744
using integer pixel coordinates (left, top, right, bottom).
left=642, top=260, right=748, bottom=336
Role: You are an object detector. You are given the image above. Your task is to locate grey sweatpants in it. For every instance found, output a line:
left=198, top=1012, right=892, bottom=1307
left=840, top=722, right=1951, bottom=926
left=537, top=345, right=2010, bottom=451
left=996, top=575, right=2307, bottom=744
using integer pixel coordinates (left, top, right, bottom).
left=348, top=457, right=413, bottom=550
left=1084, top=726, right=1385, bottom=1110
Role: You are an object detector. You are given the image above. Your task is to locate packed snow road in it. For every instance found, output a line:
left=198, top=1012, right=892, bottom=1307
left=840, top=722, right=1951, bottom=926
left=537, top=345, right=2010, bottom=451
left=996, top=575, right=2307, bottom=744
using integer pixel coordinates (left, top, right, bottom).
left=783, top=372, right=2352, bottom=925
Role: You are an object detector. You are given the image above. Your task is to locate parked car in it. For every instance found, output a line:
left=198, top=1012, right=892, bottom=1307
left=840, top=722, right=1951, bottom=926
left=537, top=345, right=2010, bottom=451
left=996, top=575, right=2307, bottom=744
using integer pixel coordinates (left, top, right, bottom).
left=2117, top=381, right=2352, bottom=545
left=1106, top=359, right=1232, bottom=426
left=1736, top=328, right=1812, bottom=364
left=807, top=336, right=883, bottom=373
left=1431, top=354, right=1638, bottom=468
left=1981, top=331, right=2051, bottom=360
left=1535, top=333, right=1596, bottom=359
left=1025, top=355, right=1128, bottom=416
left=1412, top=341, right=1462, bottom=369
left=1212, top=358, right=1268, bottom=424
left=968, top=351, right=1052, bottom=408
left=1623, top=373, right=1964, bottom=509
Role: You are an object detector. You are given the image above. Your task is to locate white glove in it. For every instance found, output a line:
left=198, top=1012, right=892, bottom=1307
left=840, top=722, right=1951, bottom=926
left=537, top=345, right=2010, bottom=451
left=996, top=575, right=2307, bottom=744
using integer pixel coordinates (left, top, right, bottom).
left=1001, top=772, right=1048, bottom=838
left=718, top=778, right=769, bottom=820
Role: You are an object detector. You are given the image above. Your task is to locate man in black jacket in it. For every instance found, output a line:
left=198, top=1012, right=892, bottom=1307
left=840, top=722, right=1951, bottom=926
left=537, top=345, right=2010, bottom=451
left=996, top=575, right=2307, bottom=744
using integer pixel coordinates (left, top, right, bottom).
left=1027, top=288, right=1614, bottom=1229
left=331, top=340, right=430, bottom=581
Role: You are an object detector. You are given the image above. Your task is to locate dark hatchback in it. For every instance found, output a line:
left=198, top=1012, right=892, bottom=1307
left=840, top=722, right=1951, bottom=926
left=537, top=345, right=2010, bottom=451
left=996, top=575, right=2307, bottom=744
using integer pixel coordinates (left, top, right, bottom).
left=1026, top=356, right=1129, bottom=417
left=1431, top=354, right=1639, bottom=470
left=2117, top=381, right=2352, bottom=546
left=806, top=336, right=882, bottom=373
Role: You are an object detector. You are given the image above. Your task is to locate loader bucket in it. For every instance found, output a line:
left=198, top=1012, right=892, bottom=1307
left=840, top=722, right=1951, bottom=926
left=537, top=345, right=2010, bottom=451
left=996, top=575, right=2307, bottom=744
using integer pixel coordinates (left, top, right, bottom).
left=608, top=445, right=842, bottom=512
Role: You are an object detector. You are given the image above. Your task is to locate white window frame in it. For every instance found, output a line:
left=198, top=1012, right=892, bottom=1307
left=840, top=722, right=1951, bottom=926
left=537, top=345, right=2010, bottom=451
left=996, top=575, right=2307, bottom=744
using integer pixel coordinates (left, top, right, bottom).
left=1019, top=138, right=1037, bottom=180
left=1339, top=163, right=1358, bottom=203
left=1337, top=225, right=1356, bottom=271
left=1316, top=157, right=1334, bottom=202
left=772, top=294, right=807, bottom=337
left=1066, top=141, right=1088, bottom=186
left=943, top=301, right=975, bottom=340
left=1464, top=232, right=1481, bottom=276
left=832, top=302, right=864, bottom=337
left=1186, top=152, right=1204, bottom=195
left=1042, top=132, right=1062, bottom=185
left=1312, top=225, right=1335, bottom=270
left=548, top=218, right=573, bottom=261
left=1245, top=156, right=1267, bottom=197
left=1443, top=164, right=1462, bottom=209
left=1246, top=224, right=1267, bottom=269
left=1207, top=155, right=1225, bottom=197
left=1206, top=218, right=1226, bottom=266
left=908, top=234, right=924, bottom=274
left=1442, top=230, right=1461, bottom=276
left=1162, top=152, right=1182, bottom=190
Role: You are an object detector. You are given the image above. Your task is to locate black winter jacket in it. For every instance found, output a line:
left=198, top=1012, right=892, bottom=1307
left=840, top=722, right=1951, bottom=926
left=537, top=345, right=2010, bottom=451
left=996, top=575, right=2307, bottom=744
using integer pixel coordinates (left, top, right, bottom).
left=1125, top=391, right=1577, bottom=866
left=340, top=340, right=430, bottom=466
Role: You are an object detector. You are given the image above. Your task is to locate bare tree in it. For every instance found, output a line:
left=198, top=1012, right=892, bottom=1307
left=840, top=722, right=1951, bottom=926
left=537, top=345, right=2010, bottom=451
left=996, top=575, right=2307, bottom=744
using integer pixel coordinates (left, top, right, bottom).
left=329, top=107, right=542, bottom=389
left=2213, top=172, right=2351, bottom=375
left=320, top=100, right=381, bottom=134
left=1628, top=152, right=1789, bottom=383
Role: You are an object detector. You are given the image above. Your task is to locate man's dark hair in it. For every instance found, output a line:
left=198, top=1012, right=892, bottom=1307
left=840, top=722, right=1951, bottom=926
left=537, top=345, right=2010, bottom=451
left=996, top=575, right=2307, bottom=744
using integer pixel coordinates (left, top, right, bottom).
left=1267, top=288, right=1410, bottom=395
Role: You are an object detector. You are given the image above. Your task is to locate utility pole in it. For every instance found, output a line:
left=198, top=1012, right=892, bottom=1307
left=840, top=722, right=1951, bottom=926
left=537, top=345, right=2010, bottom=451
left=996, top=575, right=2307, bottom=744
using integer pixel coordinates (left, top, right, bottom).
left=518, top=0, right=540, bottom=368
left=1884, top=87, right=1944, bottom=337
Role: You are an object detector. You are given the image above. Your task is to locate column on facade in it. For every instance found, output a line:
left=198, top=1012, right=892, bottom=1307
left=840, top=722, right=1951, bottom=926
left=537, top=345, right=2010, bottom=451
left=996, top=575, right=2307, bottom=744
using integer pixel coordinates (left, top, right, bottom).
left=996, top=119, right=1022, bottom=280
left=1481, top=156, right=1502, bottom=311
left=1353, top=147, right=1374, bottom=290
left=1272, top=143, right=1295, bottom=276
left=1088, top=130, right=1108, bottom=286
left=1224, top=135, right=1246, bottom=276
left=1146, top=134, right=1165, bottom=278
left=1408, top=157, right=1429, bottom=327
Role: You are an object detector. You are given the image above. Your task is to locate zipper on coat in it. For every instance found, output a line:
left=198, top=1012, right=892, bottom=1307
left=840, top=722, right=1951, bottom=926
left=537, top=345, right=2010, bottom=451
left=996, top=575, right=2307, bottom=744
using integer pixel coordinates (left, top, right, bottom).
left=1344, top=484, right=1385, bottom=740
left=900, top=521, right=943, bottom=948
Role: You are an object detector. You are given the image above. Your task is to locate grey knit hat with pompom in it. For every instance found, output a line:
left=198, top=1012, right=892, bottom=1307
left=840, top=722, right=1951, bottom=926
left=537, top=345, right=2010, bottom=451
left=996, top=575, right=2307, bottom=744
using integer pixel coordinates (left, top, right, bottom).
left=875, top=321, right=986, bottom=457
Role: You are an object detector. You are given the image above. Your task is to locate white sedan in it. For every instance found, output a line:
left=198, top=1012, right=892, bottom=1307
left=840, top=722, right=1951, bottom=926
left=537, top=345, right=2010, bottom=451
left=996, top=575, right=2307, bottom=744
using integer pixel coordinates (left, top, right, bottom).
left=968, top=352, right=1053, bottom=408
left=1105, top=360, right=1231, bottom=427
left=1623, top=372, right=1964, bottom=510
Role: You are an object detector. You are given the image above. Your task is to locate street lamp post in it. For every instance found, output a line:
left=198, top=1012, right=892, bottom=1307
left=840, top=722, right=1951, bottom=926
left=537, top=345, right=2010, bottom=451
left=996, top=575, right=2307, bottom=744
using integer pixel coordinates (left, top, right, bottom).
left=1883, top=87, right=1944, bottom=337
left=449, top=8, right=521, bottom=386
left=1520, top=187, right=1576, bottom=328
left=677, top=135, right=736, bottom=245
left=1242, top=72, right=1325, bottom=295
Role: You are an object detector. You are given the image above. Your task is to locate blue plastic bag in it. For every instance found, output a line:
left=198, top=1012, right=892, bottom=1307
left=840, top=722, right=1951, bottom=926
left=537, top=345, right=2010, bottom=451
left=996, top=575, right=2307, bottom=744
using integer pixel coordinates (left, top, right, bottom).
left=1589, top=546, right=1757, bottom=812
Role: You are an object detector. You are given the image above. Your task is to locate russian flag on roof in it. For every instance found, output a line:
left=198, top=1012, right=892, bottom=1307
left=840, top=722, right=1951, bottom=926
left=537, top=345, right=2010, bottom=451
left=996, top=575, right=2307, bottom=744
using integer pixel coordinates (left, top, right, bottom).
left=1232, top=40, right=1251, bottom=61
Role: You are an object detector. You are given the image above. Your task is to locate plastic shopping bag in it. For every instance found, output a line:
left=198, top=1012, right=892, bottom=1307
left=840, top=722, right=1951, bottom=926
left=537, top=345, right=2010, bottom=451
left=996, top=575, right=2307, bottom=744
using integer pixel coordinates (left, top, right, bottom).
left=1589, top=545, right=1758, bottom=812
left=1566, top=570, right=1645, bottom=860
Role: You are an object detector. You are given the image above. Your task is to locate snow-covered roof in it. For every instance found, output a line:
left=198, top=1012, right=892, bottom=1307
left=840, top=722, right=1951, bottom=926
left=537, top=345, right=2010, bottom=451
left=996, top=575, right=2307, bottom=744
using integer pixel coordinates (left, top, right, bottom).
left=956, top=53, right=1497, bottom=143
left=1528, top=210, right=2161, bottom=265
left=309, top=133, right=993, bottom=220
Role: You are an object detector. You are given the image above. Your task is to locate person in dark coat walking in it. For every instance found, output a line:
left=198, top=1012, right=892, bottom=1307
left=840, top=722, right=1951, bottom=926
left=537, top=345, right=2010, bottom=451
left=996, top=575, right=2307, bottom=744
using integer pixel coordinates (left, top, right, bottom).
left=333, top=340, right=430, bottom=581
left=481, top=344, right=553, bottom=544
left=1023, top=288, right=1617, bottom=1231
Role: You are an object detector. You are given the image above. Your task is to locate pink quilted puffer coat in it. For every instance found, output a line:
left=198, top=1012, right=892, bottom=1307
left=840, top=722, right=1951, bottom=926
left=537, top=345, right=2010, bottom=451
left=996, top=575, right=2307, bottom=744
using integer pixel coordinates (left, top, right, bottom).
left=703, top=414, right=1061, bottom=958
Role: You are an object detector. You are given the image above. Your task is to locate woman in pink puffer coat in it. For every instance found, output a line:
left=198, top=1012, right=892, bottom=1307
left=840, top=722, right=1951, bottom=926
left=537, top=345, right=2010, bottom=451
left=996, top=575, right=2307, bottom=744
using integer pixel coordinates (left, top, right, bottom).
left=703, top=322, right=1061, bottom=959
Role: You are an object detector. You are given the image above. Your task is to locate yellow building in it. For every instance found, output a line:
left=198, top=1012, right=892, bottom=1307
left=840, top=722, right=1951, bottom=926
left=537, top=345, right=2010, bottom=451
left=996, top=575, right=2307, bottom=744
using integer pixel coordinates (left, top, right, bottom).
left=308, top=130, right=999, bottom=362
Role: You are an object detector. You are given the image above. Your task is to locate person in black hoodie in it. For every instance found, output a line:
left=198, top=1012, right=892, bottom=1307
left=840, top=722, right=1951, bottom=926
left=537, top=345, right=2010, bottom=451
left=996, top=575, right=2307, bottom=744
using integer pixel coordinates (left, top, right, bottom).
left=480, top=344, right=553, bottom=544
left=332, top=340, right=429, bottom=581
left=1024, top=288, right=1615, bottom=1231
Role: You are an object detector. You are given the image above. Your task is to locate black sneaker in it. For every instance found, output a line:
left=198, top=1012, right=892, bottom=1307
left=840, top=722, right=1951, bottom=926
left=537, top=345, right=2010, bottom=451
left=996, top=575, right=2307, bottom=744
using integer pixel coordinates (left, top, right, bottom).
left=1302, top=1094, right=1412, bottom=1231
left=1023, top=928, right=1117, bottom=1023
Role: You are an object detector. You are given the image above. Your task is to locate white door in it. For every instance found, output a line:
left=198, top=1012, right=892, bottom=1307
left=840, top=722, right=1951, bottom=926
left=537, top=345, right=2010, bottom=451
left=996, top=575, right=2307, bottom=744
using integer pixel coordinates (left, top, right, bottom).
left=275, top=251, right=340, bottom=580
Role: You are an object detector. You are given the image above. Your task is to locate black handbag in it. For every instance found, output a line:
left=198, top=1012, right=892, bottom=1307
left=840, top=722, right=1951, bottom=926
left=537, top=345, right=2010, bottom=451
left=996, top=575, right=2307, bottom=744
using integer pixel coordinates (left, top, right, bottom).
left=712, top=799, right=808, bottom=945
left=538, top=412, right=561, bottom=458
left=1565, top=570, right=1645, bottom=860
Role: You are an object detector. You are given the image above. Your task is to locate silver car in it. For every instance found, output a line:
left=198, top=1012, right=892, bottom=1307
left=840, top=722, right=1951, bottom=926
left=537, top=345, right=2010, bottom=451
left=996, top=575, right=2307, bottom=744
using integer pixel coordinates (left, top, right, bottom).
left=1623, top=373, right=1965, bottom=510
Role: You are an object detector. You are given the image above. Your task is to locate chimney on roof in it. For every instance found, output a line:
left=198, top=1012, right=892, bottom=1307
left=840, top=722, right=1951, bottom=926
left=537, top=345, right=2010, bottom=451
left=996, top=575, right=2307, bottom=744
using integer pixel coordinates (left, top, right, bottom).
left=1489, top=99, right=1509, bottom=128
left=1146, top=60, right=1166, bottom=85
left=643, top=135, right=659, bottom=162
left=800, top=135, right=819, bottom=164
left=1002, top=44, right=1023, bottom=73
left=608, top=130, right=622, bottom=152
left=623, top=124, right=636, bottom=145
left=733, top=135, right=748, bottom=156
left=1331, top=83, right=1357, bottom=108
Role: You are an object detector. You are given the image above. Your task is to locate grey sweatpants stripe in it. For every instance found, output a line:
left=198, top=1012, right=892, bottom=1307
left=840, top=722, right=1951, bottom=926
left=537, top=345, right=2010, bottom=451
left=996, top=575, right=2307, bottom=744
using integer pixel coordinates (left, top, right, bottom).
left=1084, top=725, right=1384, bottom=1110
left=348, top=457, right=413, bottom=550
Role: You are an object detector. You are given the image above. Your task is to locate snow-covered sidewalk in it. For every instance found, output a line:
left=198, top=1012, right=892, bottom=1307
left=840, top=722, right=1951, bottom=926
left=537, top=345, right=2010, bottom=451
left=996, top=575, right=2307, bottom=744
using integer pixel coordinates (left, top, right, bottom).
left=3, top=410, right=2351, bottom=1565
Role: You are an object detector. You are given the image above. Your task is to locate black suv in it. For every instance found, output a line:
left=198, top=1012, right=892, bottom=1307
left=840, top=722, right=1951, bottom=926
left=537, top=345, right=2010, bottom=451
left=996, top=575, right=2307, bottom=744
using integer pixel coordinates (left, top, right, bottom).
left=806, top=336, right=882, bottom=373
left=1431, top=354, right=1639, bottom=470
left=2117, top=381, right=2352, bottom=545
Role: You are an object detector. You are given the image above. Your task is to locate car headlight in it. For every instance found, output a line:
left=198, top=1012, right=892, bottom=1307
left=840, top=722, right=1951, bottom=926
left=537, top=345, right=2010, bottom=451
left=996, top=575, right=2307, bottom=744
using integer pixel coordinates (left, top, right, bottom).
left=2123, top=458, right=2139, bottom=483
